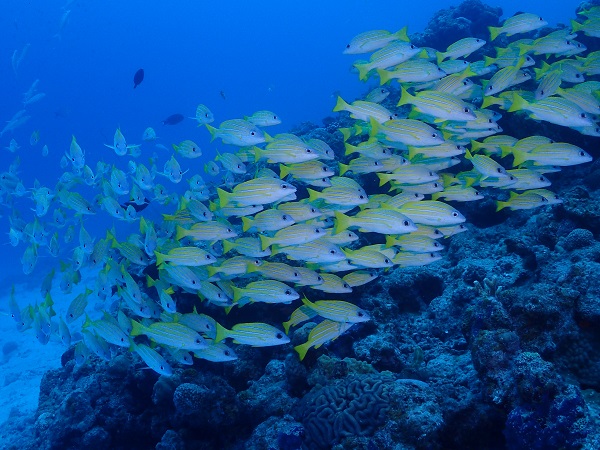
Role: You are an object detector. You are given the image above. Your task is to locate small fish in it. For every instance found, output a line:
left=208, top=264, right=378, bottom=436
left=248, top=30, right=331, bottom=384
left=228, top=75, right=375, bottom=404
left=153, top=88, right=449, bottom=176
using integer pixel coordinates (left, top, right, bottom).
left=294, top=320, right=355, bottom=361
left=133, top=68, right=144, bottom=88
left=215, top=322, right=290, bottom=347
left=162, top=113, right=185, bottom=125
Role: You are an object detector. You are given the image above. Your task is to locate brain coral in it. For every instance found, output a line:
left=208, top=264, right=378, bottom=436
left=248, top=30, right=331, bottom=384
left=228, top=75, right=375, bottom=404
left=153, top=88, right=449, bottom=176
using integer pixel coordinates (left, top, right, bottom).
left=295, top=373, right=394, bottom=449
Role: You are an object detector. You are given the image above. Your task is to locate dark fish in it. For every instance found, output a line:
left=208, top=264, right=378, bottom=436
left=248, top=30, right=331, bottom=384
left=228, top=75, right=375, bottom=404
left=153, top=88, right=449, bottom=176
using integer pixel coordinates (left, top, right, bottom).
left=220, top=90, right=226, bottom=100
left=162, top=114, right=184, bottom=125
left=121, top=198, right=150, bottom=213
left=133, top=69, right=144, bottom=89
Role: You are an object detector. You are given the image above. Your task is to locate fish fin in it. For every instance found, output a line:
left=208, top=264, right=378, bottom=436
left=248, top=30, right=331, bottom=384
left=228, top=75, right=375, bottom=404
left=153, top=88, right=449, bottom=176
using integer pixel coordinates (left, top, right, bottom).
left=294, top=342, right=310, bottom=361
left=334, top=211, right=351, bottom=234
left=205, top=124, right=217, bottom=142
left=332, top=96, right=349, bottom=113
left=488, top=26, right=500, bottom=41
left=397, top=86, right=415, bottom=107
left=214, top=322, right=228, bottom=343
left=175, top=226, right=188, bottom=241
left=338, top=162, right=349, bottom=176
left=376, top=68, right=391, bottom=85
left=435, top=51, right=445, bottom=65
left=353, top=62, right=370, bottom=81
left=217, top=188, right=231, bottom=208
left=395, top=26, right=409, bottom=42
left=241, top=216, right=253, bottom=232
left=259, top=234, right=271, bottom=251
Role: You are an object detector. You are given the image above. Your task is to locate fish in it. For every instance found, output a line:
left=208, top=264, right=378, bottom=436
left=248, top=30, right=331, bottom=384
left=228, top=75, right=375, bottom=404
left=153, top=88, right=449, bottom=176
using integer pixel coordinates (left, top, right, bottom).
left=133, top=68, right=144, bottom=88
left=206, top=119, right=265, bottom=146
left=294, top=320, right=355, bottom=361
left=215, top=322, right=290, bottom=347
left=162, top=114, right=185, bottom=125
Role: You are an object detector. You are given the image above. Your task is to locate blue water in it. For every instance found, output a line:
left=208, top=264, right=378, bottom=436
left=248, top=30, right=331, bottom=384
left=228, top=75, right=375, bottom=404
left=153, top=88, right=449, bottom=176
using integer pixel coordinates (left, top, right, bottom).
left=0, top=0, right=585, bottom=279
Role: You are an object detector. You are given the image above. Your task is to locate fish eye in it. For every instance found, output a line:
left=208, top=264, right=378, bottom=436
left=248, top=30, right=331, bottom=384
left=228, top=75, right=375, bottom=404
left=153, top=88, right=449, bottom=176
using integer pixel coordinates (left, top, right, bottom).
left=311, top=208, right=317, bottom=213
left=281, top=184, right=288, bottom=189
left=576, top=73, right=581, bottom=78
left=348, top=233, right=353, bottom=237
left=359, top=195, right=365, bottom=199
left=282, top=214, right=290, bottom=220
left=487, top=85, right=493, bottom=91
left=540, top=90, right=544, bottom=95
left=346, top=44, right=350, bottom=48
left=273, top=115, right=278, bottom=120
left=224, top=350, right=231, bottom=356
left=305, top=148, right=313, bottom=153
left=343, top=283, right=350, bottom=288
left=580, top=113, right=586, bottom=118
left=539, top=16, right=543, bottom=20
left=496, top=168, right=503, bottom=173
left=452, top=212, right=459, bottom=217
left=276, top=333, right=283, bottom=339
left=329, top=250, right=336, bottom=254
left=206, top=254, right=212, bottom=259
left=358, top=311, right=364, bottom=317
left=317, top=276, right=323, bottom=282
left=250, top=131, right=255, bottom=136
left=285, top=289, right=292, bottom=295
left=403, top=220, right=409, bottom=226
left=410, top=44, right=415, bottom=49
left=579, top=151, right=586, bottom=156
left=431, top=133, right=437, bottom=138
left=315, top=228, right=321, bottom=233
left=294, top=272, right=299, bottom=277
left=380, top=89, right=386, bottom=93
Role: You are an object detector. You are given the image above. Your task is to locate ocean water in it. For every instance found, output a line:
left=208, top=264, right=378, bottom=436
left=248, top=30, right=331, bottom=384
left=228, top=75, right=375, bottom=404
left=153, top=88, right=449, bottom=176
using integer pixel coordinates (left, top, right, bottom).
left=0, top=0, right=582, bottom=281
left=0, top=0, right=598, bottom=448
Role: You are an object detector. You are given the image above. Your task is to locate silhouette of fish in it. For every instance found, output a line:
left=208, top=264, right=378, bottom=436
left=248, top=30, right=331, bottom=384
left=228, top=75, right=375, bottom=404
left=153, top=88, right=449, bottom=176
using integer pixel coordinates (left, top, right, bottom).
left=133, top=69, right=144, bottom=89
left=121, top=198, right=150, bottom=213
left=162, top=114, right=184, bottom=125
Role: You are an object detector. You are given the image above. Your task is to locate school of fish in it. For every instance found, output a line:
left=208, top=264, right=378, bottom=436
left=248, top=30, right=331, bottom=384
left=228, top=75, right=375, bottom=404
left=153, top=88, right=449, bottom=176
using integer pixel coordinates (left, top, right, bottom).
left=2, top=8, right=599, bottom=374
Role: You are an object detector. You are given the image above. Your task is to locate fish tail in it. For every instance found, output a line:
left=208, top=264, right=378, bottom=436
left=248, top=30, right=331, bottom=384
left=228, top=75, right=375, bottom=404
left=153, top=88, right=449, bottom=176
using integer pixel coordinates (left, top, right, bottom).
left=435, top=51, right=445, bottom=65
left=376, top=68, right=391, bottom=86
left=395, top=26, right=408, bottom=42
left=217, top=188, right=231, bottom=208
left=294, top=342, right=310, bottom=361
left=307, top=188, right=321, bottom=203
left=231, top=286, right=244, bottom=302
left=154, top=251, right=165, bottom=267
left=368, top=117, right=379, bottom=139
left=500, top=145, right=514, bottom=159
left=344, top=142, right=357, bottom=156
left=397, top=86, right=414, bottom=107
left=338, top=162, right=349, bottom=176
left=354, top=62, right=370, bottom=81
left=570, top=19, right=582, bottom=33
left=214, top=322, right=228, bottom=343
left=483, top=55, right=495, bottom=67
left=146, top=275, right=156, bottom=287
left=488, top=26, right=500, bottom=41
left=333, top=96, right=349, bottom=113
left=496, top=200, right=507, bottom=212
left=282, top=320, right=292, bottom=335
left=222, top=239, right=234, bottom=254
left=376, top=173, right=391, bottom=187
left=259, top=234, right=271, bottom=251
left=511, top=149, right=527, bottom=167
left=385, top=235, right=397, bottom=248
left=130, top=318, right=144, bottom=337
left=279, top=164, right=290, bottom=179
left=339, top=127, right=353, bottom=142
left=175, top=226, right=188, bottom=241
left=507, top=93, right=528, bottom=113
left=241, top=216, right=253, bottom=232
left=334, top=211, right=351, bottom=234
left=480, top=95, right=497, bottom=109
left=205, top=124, right=217, bottom=142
